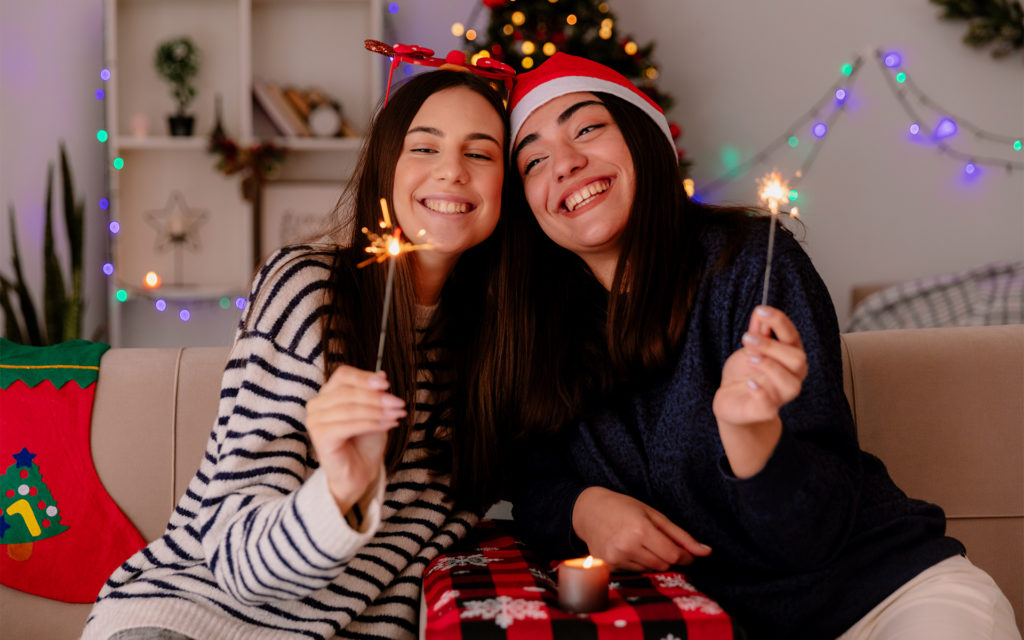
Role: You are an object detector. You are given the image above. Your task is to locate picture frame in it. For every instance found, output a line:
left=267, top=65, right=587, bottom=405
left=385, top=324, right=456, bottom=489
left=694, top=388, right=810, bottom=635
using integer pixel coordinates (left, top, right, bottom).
left=259, top=181, right=349, bottom=261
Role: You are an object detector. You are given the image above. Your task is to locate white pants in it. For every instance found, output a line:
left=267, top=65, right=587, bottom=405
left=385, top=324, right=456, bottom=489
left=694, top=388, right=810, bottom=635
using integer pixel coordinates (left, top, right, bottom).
left=838, top=555, right=1021, bottom=640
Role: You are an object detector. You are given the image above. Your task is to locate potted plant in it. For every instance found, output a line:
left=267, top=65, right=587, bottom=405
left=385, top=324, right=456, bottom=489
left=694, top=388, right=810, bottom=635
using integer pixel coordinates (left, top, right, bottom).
left=154, top=36, right=200, bottom=136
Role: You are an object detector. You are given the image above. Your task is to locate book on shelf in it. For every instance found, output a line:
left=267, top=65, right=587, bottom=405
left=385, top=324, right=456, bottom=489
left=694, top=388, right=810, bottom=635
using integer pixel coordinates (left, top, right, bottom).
left=252, top=79, right=311, bottom=137
left=283, top=87, right=312, bottom=120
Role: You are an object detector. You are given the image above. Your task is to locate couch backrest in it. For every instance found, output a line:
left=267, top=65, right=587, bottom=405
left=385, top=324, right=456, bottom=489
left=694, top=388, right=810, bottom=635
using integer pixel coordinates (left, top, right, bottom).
left=841, top=324, right=1023, bottom=632
left=90, top=346, right=230, bottom=543
left=3, top=326, right=1021, bottom=637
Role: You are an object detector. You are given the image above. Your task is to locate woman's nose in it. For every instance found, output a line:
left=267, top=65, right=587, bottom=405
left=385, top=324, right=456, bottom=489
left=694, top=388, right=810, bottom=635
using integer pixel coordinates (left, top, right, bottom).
left=434, top=153, right=468, bottom=184
left=552, top=143, right=586, bottom=182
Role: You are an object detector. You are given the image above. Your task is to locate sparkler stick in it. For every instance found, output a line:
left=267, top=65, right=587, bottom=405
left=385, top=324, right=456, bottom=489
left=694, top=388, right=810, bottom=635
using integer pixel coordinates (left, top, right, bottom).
left=375, top=230, right=400, bottom=372
left=757, top=172, right=798, bottom=307
left=358, top=198, right=434, bottom=372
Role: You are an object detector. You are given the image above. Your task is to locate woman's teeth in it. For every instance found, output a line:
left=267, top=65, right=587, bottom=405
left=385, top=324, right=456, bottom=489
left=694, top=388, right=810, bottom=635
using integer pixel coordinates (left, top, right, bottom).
left=423, top=199, right=470, bottom=214
left=564, top=180, right=610, bottom=212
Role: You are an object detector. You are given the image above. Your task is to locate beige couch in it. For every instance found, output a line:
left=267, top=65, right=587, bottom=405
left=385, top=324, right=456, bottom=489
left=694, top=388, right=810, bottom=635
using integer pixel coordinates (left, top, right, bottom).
left=3, top=326, right=1022, bottom=638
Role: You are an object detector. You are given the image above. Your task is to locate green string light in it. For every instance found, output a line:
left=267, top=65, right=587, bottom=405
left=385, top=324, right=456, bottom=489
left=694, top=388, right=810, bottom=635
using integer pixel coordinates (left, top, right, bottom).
left=840, top=63, right=853, bottom=76
left=1014, top=140, right=1022, bottom=151
left=97, top=129, right=108, bottom=143
left=787, top=136, right=799, bottom=147
left=895, top=72, right=907, bottom=84
left=219, top=297, right=231, bottom=309
left=789, top=190, right=799, bottom=200
left=113, top=157, right=124, bottom=170
left=115, top=289, right=128, bottom=302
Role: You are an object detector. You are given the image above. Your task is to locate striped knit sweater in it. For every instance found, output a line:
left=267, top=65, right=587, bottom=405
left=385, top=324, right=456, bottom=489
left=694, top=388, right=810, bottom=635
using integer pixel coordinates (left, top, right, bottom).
left=83, top=246, right=477, bottom=640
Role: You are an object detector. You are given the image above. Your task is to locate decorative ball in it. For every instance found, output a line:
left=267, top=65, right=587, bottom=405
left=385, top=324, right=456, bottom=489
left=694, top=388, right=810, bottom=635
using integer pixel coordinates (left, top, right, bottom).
left=309, top=105, right=341, bottom=137
left=669, top=122, right=682, bottom=139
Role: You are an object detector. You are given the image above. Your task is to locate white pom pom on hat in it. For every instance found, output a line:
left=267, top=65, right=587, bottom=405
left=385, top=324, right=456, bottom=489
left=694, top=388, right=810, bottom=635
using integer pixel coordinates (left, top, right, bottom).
left=508, top=52, right=675, bottom=157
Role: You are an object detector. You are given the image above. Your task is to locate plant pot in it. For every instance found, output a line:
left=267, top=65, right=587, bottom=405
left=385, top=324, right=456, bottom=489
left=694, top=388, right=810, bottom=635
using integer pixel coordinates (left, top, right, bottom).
left=168, top=115, right=195, bottom=137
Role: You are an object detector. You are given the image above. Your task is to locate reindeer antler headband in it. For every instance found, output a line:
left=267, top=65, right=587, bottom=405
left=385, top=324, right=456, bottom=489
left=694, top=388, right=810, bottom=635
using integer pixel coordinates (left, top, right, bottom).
left=365, top=40, right=516, bottom=103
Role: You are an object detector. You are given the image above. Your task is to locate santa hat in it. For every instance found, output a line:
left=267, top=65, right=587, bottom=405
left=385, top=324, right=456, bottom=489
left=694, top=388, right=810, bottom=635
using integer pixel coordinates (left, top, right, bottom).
left=509, top=52, right=675, bottom=156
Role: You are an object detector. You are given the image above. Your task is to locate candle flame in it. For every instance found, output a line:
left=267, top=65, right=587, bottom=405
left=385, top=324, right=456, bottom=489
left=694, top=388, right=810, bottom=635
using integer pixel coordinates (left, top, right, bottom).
left=757, top=171, right=790, bottom=215
left=583, top=555, right=595, bottom=569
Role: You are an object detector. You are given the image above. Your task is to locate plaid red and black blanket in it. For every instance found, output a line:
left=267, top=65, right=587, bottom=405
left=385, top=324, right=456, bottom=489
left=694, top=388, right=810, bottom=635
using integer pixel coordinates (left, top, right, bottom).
left=423, top=519, right=740, bottom=640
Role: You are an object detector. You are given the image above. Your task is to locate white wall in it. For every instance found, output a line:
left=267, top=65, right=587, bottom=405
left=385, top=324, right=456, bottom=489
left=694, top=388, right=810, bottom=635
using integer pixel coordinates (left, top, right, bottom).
left=2, top=0, right=1022, bottom=343
left=1, top=0, right=108, bottom=340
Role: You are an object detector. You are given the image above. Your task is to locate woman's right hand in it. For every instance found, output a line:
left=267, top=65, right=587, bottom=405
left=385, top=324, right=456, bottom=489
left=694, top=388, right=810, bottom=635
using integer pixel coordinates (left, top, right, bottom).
left=305, top=365, right=406, bottom=515
left=571, top=486, right=711, bottom=571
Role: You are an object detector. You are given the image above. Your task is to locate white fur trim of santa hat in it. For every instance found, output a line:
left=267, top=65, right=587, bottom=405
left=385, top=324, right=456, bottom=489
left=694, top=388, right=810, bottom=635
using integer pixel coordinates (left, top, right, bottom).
left=509, top=52, right=675, bottom=158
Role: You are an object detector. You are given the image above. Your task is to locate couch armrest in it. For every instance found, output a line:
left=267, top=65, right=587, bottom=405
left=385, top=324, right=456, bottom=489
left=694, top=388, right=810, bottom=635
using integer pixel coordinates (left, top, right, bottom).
left=840, top=325, right=1024, bottom=631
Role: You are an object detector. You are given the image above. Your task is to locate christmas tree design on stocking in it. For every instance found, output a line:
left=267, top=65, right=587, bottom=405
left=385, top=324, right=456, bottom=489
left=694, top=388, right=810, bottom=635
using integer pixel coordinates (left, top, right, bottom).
left=1, top=447, right=69, bottom=561
left=0, top=338, right=146, bottom=603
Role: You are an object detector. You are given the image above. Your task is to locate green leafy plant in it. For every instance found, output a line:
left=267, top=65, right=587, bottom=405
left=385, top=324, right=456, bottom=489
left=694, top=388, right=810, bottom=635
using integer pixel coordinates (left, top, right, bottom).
left=155, top=36, right=200, bottom=115
left=1, top=142, right=85, bottom=345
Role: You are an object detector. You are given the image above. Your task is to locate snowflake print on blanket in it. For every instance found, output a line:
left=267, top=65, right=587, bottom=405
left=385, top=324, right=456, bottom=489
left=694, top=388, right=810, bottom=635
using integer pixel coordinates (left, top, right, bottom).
left=673, top=595, right=724, bottom=615
left=428, top=553, right=501, bottom=575
left=460, top=595, right=548, bottom=629
left=529, top=567, right=556, bottom=586
left=433, top=589, right=460, bottom=613
left=654, top=573, right=697, bottom=591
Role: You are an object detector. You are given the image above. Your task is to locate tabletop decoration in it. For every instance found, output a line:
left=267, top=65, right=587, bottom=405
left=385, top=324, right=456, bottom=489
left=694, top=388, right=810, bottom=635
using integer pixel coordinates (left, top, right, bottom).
left=557, top=554, right=610, bottom=613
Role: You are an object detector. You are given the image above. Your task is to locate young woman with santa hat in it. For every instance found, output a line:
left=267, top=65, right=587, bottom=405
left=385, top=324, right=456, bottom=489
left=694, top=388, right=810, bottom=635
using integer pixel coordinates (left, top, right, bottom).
left=498, top=52, right=1019, bottom=640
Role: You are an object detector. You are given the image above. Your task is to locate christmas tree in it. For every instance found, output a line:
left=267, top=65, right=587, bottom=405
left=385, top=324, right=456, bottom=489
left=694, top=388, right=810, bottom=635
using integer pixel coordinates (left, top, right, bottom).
left=1, top=447, right=68, bottom=560
left=461, top=0, right=690, bottom=174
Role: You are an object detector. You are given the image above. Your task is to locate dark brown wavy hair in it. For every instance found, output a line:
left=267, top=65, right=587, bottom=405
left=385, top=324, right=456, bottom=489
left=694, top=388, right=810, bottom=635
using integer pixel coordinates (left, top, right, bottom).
left=317, top=70, right=512, bottom=513
left=496, top=92, right=762, bottom=440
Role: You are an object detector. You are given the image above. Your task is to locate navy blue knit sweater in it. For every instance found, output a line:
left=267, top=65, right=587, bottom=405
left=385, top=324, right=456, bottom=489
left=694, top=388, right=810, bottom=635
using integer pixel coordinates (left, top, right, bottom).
left=511, top=225, right=964, bottom=640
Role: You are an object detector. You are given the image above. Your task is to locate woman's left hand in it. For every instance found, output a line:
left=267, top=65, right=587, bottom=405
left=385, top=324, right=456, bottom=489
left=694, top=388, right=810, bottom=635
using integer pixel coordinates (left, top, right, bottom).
left=712, top=306, right=807, bottom=477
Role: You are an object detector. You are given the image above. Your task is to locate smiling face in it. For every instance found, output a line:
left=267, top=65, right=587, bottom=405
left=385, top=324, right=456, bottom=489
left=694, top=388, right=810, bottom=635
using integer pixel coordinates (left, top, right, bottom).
left=513, top=92, right=635, bottom=288
left=392, top=86, right=505, bottom=270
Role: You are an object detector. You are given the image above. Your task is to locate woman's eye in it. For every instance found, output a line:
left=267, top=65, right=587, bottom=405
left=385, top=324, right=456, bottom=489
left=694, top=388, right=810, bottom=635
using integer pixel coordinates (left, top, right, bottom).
left=522, top=157, right=542, bottom=175
left=465, top=152, right=493, bottom=161
left=410, top=146, right=436, bottom=154
left=578, top=123, right=604, bottom=137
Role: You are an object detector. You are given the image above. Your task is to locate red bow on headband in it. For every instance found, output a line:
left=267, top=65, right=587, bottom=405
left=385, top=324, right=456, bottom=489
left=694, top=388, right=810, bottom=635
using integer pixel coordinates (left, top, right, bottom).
left=365, top=40, right=516, bottom=103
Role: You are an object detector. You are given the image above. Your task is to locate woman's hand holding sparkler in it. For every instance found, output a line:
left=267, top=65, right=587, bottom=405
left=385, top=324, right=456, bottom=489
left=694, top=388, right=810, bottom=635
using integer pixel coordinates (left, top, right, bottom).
left=306, top=365, right=407, bottom=516
left=712, top=306, right=808, bottom=478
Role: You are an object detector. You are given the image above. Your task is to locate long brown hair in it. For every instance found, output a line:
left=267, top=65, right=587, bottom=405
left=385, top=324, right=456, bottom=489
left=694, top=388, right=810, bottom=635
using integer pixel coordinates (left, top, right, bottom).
left=498, top=92, right=760, bottom=440
left=318, top=70, right=510, bottom=512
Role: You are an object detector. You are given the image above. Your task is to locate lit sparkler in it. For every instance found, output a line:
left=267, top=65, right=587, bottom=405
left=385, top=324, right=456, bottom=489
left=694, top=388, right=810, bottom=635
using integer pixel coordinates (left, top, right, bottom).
left=358, top=198, right=433, bottom=372
left=757, top=171, right=799, bottom=306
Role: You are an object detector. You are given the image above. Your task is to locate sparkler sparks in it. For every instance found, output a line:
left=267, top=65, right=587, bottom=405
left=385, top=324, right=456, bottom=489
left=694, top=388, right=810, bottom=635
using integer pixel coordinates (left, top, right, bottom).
left=358, top=198, right=434, bottom=372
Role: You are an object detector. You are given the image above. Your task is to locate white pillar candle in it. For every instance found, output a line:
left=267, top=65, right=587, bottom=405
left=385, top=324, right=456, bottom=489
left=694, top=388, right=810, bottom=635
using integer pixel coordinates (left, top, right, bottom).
left=558, top=555, right=610, bottom=613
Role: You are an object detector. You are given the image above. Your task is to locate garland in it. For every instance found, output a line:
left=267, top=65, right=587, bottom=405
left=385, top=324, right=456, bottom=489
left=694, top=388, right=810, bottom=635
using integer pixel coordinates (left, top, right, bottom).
left=930, top=0, right=1024, bottom=58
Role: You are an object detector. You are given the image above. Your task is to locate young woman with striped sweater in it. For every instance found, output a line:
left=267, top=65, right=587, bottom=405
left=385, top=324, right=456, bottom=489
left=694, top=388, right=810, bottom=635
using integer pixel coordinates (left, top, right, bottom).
left=83, top=69, right=512, bottom=640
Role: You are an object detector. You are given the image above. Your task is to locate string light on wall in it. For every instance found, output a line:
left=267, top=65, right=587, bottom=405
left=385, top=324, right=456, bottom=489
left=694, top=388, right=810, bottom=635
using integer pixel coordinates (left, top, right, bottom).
left=876, top=49, right=1023, bottom=177
left=695, top=48, right=1023, bottom=204
left=695, top=55, right=866, bottom=203
left=94, top=67, right=247, bottom=324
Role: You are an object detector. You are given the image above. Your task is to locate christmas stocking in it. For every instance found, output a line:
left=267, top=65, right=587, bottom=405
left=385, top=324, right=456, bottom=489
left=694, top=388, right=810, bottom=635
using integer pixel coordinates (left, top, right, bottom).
left=0, top=338, right=145, bottom=603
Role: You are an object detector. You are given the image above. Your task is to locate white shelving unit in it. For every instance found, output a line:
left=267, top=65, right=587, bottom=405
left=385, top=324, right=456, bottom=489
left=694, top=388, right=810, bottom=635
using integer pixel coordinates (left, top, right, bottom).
left=103, top=0, right=383, bottom=347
